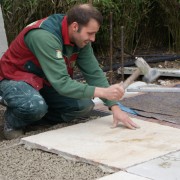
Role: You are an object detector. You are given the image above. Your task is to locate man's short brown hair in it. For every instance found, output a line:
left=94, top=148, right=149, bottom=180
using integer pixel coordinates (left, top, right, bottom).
left=67, top=4, right=103, bottom=26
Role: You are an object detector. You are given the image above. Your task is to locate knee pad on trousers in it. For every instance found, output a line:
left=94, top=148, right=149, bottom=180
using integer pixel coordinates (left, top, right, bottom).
left=78, top=100, right=94, bottom=111
left=76, top=100, right=95, bottom=116
left=60, top=100, right=95, bottom=123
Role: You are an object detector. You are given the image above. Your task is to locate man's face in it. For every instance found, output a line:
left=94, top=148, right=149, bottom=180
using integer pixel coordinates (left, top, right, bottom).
left=71, top=19, right=100, bottom=48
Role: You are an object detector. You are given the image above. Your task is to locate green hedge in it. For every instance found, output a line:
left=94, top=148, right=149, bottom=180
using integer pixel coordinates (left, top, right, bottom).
left=1, top=0, right=180, bottom=55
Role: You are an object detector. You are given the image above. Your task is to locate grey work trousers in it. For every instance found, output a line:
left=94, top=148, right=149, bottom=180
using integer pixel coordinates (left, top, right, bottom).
left=0, top=80, right=94, bottom=129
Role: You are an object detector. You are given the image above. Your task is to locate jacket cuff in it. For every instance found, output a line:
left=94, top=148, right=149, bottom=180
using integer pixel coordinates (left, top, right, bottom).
left=101, top=98, right=118, bottom=109
left=84, top=86, right=95, bottom=98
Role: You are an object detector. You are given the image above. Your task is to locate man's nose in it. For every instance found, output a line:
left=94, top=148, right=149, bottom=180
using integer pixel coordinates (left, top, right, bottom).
left=90, top=35, right=95, bottom=42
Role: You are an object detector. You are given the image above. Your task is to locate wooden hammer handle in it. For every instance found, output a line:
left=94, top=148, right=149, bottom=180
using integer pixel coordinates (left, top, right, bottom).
left=123, top=68, right=141, bottom=89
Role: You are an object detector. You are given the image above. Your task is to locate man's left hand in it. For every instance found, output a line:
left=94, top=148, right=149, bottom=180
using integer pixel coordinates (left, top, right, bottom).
left=111, top=105, right=140, bottom=129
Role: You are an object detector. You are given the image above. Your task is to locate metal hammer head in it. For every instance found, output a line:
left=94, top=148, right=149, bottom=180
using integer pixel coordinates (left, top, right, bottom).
left=135, top=57, right=160, bottom=83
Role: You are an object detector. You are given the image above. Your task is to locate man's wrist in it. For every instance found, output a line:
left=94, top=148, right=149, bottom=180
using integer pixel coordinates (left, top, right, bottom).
left=94, top=87, right=105, bottom=98
left=109, top=104, right=119, bottom=111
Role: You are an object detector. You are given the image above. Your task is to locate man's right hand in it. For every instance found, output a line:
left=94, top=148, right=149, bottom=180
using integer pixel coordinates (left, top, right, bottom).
left=94, top=84, right=124, bottom=101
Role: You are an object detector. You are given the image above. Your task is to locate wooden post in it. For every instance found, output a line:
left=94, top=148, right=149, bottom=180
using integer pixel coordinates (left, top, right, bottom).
left=109, top=12, right=113, bottom=85
left=121, top=26, right=124, bottom=81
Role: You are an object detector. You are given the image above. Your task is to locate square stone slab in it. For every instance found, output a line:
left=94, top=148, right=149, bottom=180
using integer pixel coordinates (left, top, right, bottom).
left=128, top=150, right=180, bottom=180
left=97, top=171, right=151, bottom=180
left=21, top=115, right=180, bottom=171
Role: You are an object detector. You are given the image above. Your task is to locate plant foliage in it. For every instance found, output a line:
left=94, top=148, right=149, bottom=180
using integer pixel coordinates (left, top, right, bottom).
left=1, top=0, right=180, bottom=56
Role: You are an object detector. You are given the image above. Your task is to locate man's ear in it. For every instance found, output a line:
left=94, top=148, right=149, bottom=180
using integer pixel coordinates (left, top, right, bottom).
left=72, top=22, right=79, bottom=32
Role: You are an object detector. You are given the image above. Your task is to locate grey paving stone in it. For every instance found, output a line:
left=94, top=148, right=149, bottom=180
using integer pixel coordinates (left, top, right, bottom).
left=128, top=150, right=180, bottom=180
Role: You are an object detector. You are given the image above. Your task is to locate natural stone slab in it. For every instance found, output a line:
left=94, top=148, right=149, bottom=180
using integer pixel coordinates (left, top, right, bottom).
left=97, top=171, right=150, bottom=180
left=0, top=6, right=8, bottom=57
left=21, top=115, right=180, bottom=171
left=128, top=150, right=180, bottom=180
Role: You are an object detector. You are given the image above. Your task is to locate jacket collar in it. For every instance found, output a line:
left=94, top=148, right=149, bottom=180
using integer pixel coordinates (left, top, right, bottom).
left=62, top=16, right=74, bottom=46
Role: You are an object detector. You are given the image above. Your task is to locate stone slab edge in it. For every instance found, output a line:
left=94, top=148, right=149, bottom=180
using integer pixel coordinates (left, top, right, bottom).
left=21, top=140, right=119, bottom=173
left=21, top=139, right=179, bottom=174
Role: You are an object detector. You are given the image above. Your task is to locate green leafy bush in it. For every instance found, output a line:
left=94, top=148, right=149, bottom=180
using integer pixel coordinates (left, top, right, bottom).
left=1, top=0, right=180, bottom=55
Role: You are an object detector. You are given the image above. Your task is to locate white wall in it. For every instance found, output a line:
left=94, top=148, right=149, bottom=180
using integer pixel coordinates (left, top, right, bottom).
left=0, top=6, right=8, bottom=58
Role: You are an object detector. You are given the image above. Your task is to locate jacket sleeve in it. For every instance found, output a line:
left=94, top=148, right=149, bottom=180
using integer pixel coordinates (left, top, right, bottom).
left=77, top=43, right=118, bottom=107
left=24, top=29, right=95, bottom=99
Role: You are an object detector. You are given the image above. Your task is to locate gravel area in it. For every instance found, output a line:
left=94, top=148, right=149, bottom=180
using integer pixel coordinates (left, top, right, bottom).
left=0, top=144, right=109, bottom=180
left=0, top=112, right=110, bottom=180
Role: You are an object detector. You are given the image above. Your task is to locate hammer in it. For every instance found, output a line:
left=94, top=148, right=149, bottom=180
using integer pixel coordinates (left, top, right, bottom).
left=123, top=57, right=160, bottom=89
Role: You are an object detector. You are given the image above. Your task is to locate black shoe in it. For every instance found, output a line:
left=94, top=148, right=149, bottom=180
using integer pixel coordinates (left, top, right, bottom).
left=3, top=118, right=24, bottom=140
